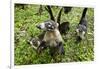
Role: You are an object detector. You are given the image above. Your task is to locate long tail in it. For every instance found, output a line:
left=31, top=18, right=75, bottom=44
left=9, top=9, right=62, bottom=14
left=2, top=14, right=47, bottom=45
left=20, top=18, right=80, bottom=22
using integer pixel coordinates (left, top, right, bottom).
left=79, top=8, right=87, bottom=23
left=57, top=7, right=63, bottom=25
left=56, top=7, right=63, bottom=30
left=45, top=5, right=55, bottom=21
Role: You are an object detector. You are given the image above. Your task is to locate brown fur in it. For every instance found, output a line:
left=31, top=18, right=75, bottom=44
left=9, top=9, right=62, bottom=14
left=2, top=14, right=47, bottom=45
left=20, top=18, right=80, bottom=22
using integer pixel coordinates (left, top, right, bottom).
left=43, top=29, right=63, bottom=47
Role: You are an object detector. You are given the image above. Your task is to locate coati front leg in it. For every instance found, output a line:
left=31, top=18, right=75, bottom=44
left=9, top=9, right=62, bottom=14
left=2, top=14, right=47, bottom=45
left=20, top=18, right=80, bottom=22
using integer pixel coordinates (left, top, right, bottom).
left=37, top=41, right=47, bottom=54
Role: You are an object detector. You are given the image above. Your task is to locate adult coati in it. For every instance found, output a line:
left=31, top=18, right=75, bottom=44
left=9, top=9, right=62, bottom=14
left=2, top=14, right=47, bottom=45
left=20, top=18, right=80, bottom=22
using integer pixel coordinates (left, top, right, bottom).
left=76, top=8, right=88, bottom=43
left=36, top=20, right=65, bottom=60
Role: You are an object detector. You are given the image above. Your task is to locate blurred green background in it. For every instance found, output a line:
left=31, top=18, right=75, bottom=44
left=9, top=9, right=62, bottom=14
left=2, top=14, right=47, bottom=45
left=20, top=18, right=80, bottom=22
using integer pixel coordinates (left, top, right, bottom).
left=14, top=4, right=94, bottom=65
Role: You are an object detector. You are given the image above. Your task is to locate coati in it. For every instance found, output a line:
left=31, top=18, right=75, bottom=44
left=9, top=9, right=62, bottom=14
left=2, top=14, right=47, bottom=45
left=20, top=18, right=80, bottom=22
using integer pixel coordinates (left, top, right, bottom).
left=29, top=37, right=40, bottom=50
left=28, top=31, right=45, bottom=51
left=36, top=20, right=65, bottom=58
left=76, top=8, right=88, bottom=43
left=29, top=6, right=70, bottom=56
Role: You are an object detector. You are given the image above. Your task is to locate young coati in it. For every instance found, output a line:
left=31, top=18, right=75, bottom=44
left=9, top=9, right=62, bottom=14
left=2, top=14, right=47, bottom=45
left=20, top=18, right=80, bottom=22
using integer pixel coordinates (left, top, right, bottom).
left=36, top=20, right=65, bottom=59
left=76, top=8, right=88, bottom=43
left=28, top=31, right=45, bottom=51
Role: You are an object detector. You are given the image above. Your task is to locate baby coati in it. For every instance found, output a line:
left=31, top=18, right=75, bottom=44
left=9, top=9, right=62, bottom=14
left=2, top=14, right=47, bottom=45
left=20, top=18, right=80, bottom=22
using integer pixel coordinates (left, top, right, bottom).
left=29, top=37, right=40, bottom=50
left=28, top=32, right=45, bottom=51
left=76, top=8, right=88, bottom=43
left=36, top=20, right=65, bottom=58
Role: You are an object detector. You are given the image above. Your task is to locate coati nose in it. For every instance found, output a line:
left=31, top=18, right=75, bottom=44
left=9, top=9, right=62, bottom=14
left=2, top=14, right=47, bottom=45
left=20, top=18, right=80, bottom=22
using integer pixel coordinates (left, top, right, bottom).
left=36, top=25, right=41, bottom=29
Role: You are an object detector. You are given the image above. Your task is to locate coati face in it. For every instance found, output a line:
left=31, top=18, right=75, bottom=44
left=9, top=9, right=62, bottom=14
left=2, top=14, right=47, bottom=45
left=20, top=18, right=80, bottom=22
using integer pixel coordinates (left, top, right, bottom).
left=29, top=38, right=40, bottom=47
left=36, top=20, right=59, bottom=31
left=76, top=29, right=85, bottom=39
left=76, top=24, right=87, bottom=39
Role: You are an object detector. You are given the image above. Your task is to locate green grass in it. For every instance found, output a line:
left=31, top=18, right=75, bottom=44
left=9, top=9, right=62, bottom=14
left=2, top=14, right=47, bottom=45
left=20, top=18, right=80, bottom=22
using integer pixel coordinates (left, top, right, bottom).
left=14, top=4, right=94, bottom=65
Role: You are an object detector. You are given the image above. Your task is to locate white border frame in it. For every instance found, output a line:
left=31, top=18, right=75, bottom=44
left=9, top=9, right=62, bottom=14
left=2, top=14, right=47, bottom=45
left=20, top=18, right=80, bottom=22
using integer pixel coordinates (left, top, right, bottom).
left=10, top=0, right=98, bottom=69
left=0, top=0, right=11, bottom=69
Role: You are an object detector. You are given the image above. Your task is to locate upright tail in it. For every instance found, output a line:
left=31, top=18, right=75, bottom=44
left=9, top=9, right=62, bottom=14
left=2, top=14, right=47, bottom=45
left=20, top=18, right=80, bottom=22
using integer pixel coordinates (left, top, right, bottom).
left=79, top=8, right=87, bottom=23
left=45, top=6, right=55, bottom=21
left=57, top=7, right=63, bottom=26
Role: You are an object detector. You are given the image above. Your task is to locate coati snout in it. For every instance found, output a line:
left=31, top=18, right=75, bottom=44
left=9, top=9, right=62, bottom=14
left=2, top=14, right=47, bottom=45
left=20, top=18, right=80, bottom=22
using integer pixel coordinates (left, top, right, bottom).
left=36, top=20, right=59, bottom=31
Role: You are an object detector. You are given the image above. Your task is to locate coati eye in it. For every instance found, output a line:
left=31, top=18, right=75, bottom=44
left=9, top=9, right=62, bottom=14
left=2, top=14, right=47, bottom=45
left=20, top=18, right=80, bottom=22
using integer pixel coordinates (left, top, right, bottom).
left=45, top=22, right=52, bottom=27
left=48, top=22, right=52, bottom=25
left=48, top=24, right=51, bottom=27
